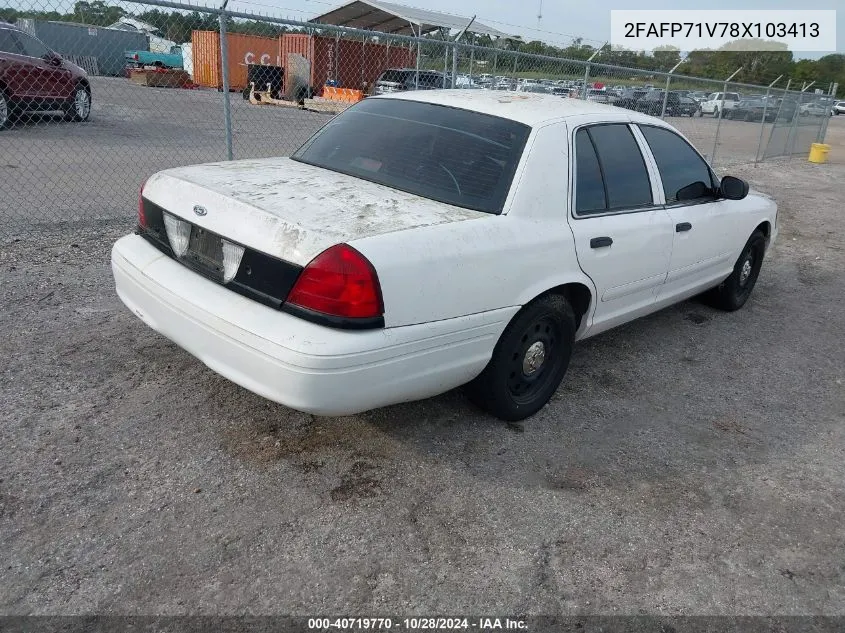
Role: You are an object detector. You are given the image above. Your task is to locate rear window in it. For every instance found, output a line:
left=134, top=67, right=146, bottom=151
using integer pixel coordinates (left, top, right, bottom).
left=291, top=98, right=531, bottom=215
left=378, top=70, right=409, bottom=83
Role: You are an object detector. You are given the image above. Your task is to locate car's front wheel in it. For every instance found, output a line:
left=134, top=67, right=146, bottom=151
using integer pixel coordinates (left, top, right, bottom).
left=465, top=295, right=576, bottom=421
left=705, top=230, right=766, bottom=311
left=63, top=84, right=91, bottom=122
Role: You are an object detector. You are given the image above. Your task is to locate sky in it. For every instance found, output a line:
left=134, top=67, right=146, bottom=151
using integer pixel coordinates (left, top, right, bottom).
left=223, top=0, right=843, bottom=59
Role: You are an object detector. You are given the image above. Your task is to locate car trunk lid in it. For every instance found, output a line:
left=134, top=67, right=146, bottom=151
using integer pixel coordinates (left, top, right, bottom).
left=142, top=156, right=488, bottom=266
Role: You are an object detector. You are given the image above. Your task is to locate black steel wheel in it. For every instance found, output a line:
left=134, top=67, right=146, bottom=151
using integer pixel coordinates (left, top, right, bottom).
left=465, top=295, right=576, bottom=421
left=704, top=230, right=766, bottom=311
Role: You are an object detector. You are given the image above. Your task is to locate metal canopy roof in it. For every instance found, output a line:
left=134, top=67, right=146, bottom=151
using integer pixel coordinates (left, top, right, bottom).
left=309, top=0, right=511, bottom=38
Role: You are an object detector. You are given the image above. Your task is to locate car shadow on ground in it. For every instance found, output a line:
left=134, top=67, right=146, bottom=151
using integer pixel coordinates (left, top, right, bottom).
left=6, top=112, right=79, bottom=130
left=213, top=266, right=821, bottom=498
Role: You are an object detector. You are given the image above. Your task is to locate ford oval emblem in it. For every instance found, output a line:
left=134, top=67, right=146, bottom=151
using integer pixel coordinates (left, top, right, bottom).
left=193, top=205, right=207, bottom=217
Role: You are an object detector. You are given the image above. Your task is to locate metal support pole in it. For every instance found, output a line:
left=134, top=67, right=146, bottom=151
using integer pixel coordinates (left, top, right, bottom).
left=451, top=43, right=458, bottom=88
left=582, top=48, right=601, bottom=100
left=710, top=66, right=742, bottom=166
left=660, top=58, right=685, bottom=120
left=451, top=16, right=474, bottom=89
left=469, top=46, right=474, bottom=81
left=442, top=31, right=449, bottom=89
left=412, top=24, right=420, bottom=90
left=582, top=64, right=590, bottom=99
left=754, top=75, right=782, bottom=165
left=218, top=2, right=233, bottom=161
left=512, top=53, right=517, bottom=80
left=787, top=83, right=805, bottom=156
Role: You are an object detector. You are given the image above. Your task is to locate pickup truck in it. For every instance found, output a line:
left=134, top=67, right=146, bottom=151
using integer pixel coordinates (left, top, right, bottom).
left=125, top=45, right=183, bottom=69
left=699, top=92, right=741, bottom=117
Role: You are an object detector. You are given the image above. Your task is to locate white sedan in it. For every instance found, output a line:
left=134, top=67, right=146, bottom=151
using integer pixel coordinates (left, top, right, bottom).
left=112, top=91, right=777, bottom=421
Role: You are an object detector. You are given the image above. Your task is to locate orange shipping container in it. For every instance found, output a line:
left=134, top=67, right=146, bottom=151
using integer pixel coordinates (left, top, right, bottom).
left=280, top=33, right=413, bottom=95
left=191, top=30, right=281, bottom=92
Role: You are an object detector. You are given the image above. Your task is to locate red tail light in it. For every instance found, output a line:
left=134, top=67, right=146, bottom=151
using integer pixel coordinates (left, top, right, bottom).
left=138, top=179, right=148, bottom=228
left=133, top=53, right=139, bottom=61
left=286, top=244, right=383, bottom=320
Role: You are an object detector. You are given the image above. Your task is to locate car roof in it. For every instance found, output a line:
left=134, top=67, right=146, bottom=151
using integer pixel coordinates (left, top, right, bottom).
left=373, top=89, right=663, bottom=127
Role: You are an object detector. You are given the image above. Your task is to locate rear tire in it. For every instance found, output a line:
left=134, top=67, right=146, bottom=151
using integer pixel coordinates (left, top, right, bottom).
left=704, top=231, right=766, bottom=311
left=465, top=295, right=576, bottom=421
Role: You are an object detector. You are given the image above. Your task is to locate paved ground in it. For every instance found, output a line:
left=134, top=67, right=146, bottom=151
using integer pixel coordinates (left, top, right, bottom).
left=1, top=79, right=844, bottom=617
left=0, top=75, right=835, bottom=233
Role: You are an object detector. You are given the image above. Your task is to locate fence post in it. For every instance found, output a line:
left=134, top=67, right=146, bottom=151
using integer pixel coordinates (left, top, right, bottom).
left=754, top=74, right=782, bottom=165
left=451, top=43, right=459, bottom=87
left=786, top=84, right=811, bottom=156
left=413, top=25, right=420, bottom=90
left=582, top=48, right=602, bottom=100
left=442, top=30, right=449, bottom=88
left=451, top=16, right=474, bottom=89
left=660, top=59, right=685, bottom=120
left=217, top=1, right=233, bottom=161
left=710, top=66, right=742, bottom=166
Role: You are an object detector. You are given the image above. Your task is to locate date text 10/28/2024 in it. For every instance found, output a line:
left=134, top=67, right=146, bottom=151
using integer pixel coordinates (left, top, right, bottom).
left=307, top=618, right=528, bottom=630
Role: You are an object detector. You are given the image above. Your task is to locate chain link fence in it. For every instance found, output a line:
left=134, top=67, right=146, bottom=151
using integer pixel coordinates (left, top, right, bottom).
left=0, top=0, right=837, bottom=239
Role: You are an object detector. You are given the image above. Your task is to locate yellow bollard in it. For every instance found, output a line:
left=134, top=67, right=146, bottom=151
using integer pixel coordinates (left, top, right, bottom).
left=808, top=143, right=831, bottom=163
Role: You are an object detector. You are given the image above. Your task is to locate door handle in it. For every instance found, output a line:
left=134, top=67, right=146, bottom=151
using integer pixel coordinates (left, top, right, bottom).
left=590, top=236, right=613, bottom=248
left=676, top=222, right=692, bottom=232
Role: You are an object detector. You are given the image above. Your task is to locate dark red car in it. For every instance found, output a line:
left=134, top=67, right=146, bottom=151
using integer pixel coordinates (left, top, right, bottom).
left=0, top=22, right=91, bottom=129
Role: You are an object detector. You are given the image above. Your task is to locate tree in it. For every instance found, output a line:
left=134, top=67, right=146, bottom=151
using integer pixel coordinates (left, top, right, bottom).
left=652, top=45, right=681, bottom=71
left=73, top=1, right=125, bottom=26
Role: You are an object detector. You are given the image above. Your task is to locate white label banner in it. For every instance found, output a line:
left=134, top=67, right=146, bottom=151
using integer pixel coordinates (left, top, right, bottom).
left=610, top=10, right=837, bottom=52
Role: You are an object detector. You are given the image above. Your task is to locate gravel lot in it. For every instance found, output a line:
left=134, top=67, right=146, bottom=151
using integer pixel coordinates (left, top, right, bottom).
left=1, top=81, right=844, bottom=618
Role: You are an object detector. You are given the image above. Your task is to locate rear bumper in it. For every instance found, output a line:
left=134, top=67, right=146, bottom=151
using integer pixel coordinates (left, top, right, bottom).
left=112, top=234, right=514, bottom=416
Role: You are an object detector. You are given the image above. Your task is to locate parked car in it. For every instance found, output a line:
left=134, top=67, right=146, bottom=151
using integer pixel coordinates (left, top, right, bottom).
left=0, top=22, right=91, bottom=129
left=585, top=88, right=609, bottom=103
left=833, top=101, right=845, bottom=115
left=771, top=98, right=799, bottom=121
left=517, top=83, right=550, bottom=94
left=113, top=91, right=777, bottom=421
left=373, top=68, right=447, bottom=94
left=726, top=99, right=776, bottom=122
left=634, top=90, right=682, bottom=116
left=613, top=88, right=647, bottom=110
left=699, top=92, right=741, bottom=117
left=125, top=44, right=184, bottom=69
left=677, top=96, right=700, bottom=117
left=799, top=102, right=832, bottom=117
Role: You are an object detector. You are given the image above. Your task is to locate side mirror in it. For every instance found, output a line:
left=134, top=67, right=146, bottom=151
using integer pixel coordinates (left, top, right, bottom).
left=720, top=176, right=749, bottom=201
left=44, top=52, right=62, bottom=66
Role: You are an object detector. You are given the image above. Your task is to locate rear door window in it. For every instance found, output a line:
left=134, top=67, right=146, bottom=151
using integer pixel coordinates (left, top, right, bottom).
left=379, top=70, right=406, bottom=83
left=574, top=129, right=606, bottom=213
left=574, top=124, right=653, bottom=215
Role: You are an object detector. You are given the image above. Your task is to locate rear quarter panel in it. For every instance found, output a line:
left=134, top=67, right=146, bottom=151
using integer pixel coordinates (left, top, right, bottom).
left=350, top=121, right=596, bottom=330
